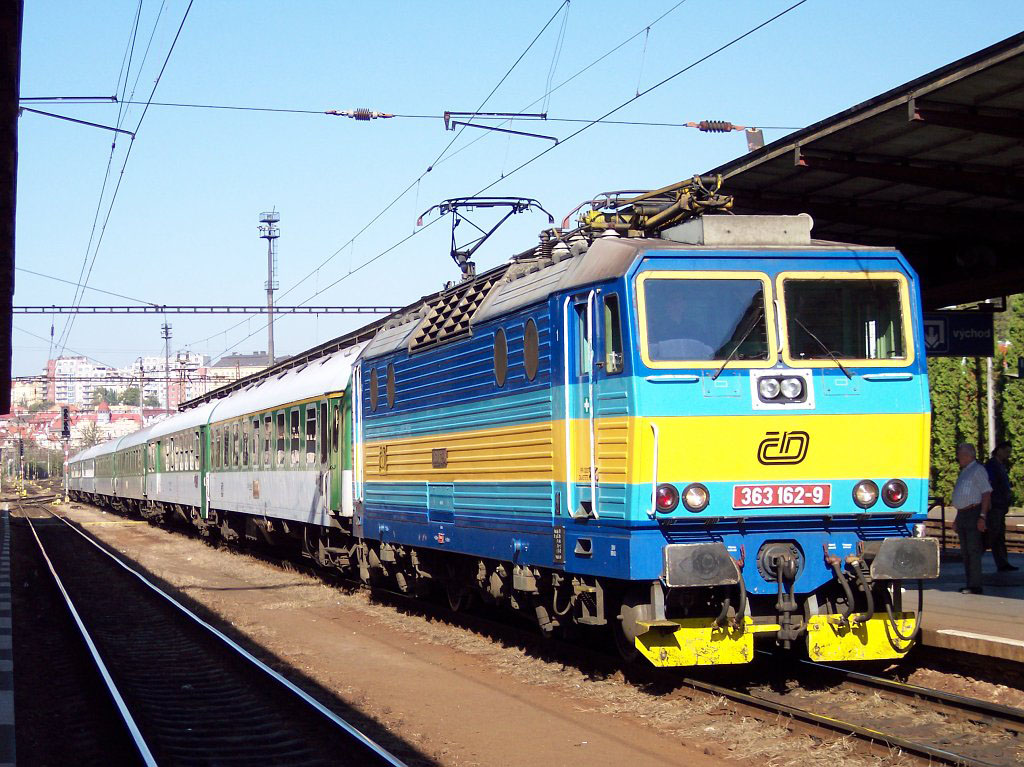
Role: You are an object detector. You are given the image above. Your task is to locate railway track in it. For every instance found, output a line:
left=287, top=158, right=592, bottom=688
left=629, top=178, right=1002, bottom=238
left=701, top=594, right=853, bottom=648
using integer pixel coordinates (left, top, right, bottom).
left=25, top=507, right=408, bottom=767
left=51, top=491, right=1024, bottom=767
left=674, top=660, right=1023, bottom=767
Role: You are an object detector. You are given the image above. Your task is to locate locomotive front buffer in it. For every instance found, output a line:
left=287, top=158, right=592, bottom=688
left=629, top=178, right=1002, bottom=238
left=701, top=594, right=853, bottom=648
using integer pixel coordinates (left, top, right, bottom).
left=631, top=538, right=940, bottom=667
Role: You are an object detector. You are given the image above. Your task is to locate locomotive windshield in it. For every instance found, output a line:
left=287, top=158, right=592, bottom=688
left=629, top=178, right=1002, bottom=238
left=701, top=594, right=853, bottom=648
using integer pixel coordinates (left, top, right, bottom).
left=643, top=277, right=770, bottom=362
left=784, top=277, right=906, bottom=360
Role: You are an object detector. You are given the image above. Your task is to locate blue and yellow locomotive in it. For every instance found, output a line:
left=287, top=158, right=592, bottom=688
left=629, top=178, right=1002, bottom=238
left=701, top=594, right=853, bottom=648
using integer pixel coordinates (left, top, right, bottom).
left=70, top=179, right=938, bottom=667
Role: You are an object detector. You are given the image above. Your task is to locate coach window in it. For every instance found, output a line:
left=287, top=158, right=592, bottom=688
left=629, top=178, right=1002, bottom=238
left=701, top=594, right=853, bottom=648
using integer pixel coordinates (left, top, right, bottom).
left=250, top=419, right=260, bottom=466
left=263, top=414, right=272, bottom=466
left=370, top=368, right=379, bottom=412
left=276, top=411, right=286, bottom=466
left=290, top=409, right=301, bottom=466
left=169, top=437, right=175, bottom=471
left=306, top=407, right=317, bottom=465
left=223, top=427, right=230, bottom=469
left=232, top=422, right=240, bottom=468
left=242, top=419, right=250, bottom=466
left=493, top=328, right=508, bottom=387
left=523, top=318, right=539, bottom=381
left=602, top=294, right=624, bottom=374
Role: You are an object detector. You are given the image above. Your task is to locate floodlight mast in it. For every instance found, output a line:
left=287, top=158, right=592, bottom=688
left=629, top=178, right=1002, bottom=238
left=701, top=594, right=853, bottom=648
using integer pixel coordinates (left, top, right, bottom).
left=258, top=210, right=281, bottom=365
left=417, top=197, right=554, bottom=281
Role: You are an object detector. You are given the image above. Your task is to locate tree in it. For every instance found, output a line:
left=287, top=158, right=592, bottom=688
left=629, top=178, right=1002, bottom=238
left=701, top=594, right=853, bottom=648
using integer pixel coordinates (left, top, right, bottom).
left=120, top=387, right=141, bottom=406
left=92, top=387, right=119, bottom=406
left=1000, top=294, right=1024, bottom=504
left=27, top=399, right=55, bottom=413
left=78, top=422, right=103, bottom=448
left=928, top=356, right=961, bottom=502
left=144, top=394, right=160, bottom=407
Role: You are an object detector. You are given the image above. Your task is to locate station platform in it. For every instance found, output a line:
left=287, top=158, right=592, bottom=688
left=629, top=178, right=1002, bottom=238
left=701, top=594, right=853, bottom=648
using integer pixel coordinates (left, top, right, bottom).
left=919, top=547, right=1024, bottom=663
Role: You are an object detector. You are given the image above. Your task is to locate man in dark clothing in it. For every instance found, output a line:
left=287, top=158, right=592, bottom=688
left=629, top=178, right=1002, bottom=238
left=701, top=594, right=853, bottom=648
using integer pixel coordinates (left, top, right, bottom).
left=985, top=442, right=1018, bottom=572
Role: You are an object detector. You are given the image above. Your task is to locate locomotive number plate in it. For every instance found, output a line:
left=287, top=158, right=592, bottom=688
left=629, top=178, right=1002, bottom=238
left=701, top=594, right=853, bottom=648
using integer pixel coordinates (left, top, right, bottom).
left=732, top=483, right=831, bottom=509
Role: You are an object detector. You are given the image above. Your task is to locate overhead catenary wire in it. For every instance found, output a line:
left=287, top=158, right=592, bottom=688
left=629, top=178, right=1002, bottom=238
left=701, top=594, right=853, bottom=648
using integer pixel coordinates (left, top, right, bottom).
left=55, top=0, right=195, bottom=362
left=470, top=0, right=812, bottom=199
left=204, top=218, right=443, bottom=365
left=14, top=325, right=117, bottom=369
left=20, top=99, right=801, bottom=132
left=16, top=267, right=159, bottom=306
left=210, top=0, right=811, bottom=368
left=183, top=1, right=696, bottom=353
left=185, top=1, right=573, bottom=353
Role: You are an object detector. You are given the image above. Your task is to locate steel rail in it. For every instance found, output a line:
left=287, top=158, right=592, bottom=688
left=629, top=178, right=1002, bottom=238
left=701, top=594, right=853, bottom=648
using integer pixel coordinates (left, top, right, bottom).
left=803, top=658, right=1024, bottom=732
left=44, top=508, right=408, bottom=767
left=677, top=674, right=1003, bottom=767
left=25, top=515, right=158, bottom=766
left=55, top=488, right=1014, bottom=767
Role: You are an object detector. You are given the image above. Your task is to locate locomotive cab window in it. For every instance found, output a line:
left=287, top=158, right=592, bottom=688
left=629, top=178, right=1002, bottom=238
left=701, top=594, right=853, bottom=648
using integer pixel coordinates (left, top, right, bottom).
left=636, top=272, right=774, bottom=368
left=779, top=272, right=911, bottom=365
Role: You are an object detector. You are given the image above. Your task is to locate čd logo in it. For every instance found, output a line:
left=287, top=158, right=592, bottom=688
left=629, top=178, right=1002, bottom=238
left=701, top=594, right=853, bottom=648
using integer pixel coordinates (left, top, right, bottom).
left=757, top=431, right=809, bottom=465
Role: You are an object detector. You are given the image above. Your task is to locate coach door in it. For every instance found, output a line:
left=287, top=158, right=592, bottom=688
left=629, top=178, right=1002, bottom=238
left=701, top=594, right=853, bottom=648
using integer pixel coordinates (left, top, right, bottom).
left=199, top=426, right=209, bottom=520
left=326, top=395, right=345, bottom=514
left=564, top=291, right=600, bottom=519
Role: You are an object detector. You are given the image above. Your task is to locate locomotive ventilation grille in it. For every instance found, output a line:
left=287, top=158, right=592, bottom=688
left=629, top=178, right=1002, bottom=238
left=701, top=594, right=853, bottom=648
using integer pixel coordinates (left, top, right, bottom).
left=409, top=273, right=504, bottom=352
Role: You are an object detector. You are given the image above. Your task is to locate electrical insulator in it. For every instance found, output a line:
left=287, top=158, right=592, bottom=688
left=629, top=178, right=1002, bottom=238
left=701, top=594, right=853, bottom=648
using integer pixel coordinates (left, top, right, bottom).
left=325, top=108, right=394, bottom=120
left=698, top=120, right=734, bottom=133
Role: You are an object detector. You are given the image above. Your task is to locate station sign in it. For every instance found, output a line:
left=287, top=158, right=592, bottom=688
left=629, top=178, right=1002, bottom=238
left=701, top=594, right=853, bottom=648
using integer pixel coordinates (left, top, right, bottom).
left=922, top=312, right=993, bottom=357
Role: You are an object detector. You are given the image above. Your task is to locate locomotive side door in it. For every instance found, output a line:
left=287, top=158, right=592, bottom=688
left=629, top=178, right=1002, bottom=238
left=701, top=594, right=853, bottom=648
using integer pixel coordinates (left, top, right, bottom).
left=564, top=290, right=599, bottom=519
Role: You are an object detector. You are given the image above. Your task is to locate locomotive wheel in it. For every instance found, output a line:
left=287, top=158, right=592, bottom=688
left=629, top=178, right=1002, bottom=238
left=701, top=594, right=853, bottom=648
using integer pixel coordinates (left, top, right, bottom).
left=446, top=581, right=471, bottom=612
left=613, top=592, right=648, bottom=664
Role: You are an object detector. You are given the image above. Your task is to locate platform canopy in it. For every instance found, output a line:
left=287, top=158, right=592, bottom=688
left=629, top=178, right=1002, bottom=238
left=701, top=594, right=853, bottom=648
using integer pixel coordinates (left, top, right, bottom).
left=706, top=32, right=1024, bottom=310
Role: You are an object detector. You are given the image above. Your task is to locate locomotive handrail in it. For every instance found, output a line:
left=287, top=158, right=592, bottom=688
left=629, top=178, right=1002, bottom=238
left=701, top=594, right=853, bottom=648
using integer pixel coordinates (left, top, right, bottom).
left=928, top=495, right=947, bottom=550
left=562, top=296, right=573, bottom=514
left=648, top=421, right=660, bottom=518
left=587, top=289, right=599, bottom=520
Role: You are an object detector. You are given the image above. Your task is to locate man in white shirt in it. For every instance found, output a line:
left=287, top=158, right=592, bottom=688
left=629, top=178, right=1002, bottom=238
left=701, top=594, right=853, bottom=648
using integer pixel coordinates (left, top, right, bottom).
left=951, top=443, right=991, bottom=595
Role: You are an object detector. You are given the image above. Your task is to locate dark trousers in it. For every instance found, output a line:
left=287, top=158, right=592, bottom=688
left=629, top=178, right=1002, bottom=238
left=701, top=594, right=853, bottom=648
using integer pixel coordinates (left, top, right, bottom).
left=955, top=507, right=984, bottom=589
left=986, top=504, right=1011, bottom=569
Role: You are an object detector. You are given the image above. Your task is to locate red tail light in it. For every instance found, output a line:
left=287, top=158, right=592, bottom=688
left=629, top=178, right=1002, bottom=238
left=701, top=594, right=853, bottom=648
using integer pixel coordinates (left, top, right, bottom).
left=655, top=484, right=679, bottom=513
left=882, top=479, right=908, bottom=508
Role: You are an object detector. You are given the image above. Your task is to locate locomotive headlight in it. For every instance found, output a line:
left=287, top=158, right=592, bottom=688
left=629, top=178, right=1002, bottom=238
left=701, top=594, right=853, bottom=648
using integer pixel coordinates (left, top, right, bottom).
left=780, top=377, right=804, bottom=399
left=655, top=483, right=679, bottom=513
left=852, top=480, right=879, bottom=509
left=682, top=483, right=710, bottom=512
left=758, top=378, right=781, bottom=399
left=882, top=479, right=908, bottom=508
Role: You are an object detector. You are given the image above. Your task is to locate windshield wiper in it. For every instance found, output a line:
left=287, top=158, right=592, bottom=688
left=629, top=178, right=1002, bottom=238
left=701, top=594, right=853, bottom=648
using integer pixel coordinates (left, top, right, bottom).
left=791, top=317, right=852, bottom=379
left=711, top=308, right=764, bottom=381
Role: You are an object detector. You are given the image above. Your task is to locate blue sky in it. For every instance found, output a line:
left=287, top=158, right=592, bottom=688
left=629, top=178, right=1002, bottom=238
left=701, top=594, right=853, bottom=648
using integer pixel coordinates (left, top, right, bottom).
left=14, top=1, right=1024, bottom=378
